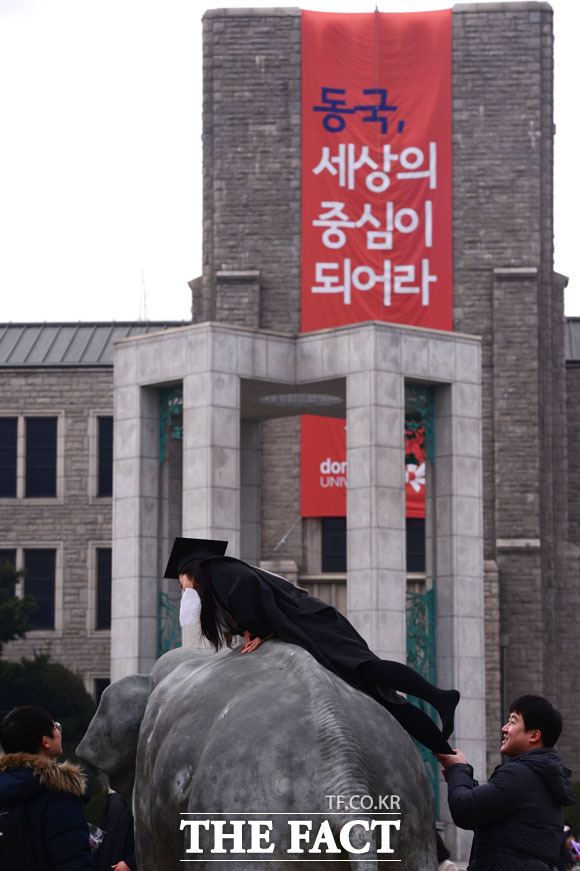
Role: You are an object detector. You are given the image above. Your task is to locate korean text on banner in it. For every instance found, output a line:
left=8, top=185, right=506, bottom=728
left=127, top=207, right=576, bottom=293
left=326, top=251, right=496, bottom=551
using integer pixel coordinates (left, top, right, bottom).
left=300, top=11, right=450, bottom=518
left=301, top=10, right=452, bottom=333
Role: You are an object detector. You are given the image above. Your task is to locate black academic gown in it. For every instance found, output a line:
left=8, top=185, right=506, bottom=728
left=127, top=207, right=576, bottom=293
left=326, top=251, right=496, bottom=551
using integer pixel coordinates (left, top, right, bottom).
left=202, top=556, right=404, bottom=707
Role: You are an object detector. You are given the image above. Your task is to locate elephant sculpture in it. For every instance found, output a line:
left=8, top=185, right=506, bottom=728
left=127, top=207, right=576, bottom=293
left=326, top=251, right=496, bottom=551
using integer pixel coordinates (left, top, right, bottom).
left=77, top=641, right=437, bottom=870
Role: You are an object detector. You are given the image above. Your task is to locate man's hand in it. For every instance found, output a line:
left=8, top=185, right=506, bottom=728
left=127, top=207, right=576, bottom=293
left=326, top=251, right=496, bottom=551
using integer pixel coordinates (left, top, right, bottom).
left=241, top=630, right=273, bottom=653
left=112, top=862, right=131, bottom=871
left=434, top=750, right=467, bottom=780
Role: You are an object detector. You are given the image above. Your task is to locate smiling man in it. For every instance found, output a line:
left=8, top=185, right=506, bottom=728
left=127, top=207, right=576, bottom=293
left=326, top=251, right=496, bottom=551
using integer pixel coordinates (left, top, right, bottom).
left=436, top=695, right=575, bottom=871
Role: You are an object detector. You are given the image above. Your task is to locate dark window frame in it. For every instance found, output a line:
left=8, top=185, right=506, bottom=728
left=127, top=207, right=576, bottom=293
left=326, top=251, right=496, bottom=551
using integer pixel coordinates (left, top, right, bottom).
left=0, top=418, right=18, bottom=498
left=406, top=517, right=426, bottom=573
left=96, top=547, right=112, bottom=630
left=24, top=548, right=56, bottom=630
left=94, top=678, right=110, bottom=705
left=321, top=517, right=347, bottom=573
left=0, top=549, right=18, bottom=598
left=97, top=417, right=113, bottom=497
left=25, top=417, right=57, bottom=498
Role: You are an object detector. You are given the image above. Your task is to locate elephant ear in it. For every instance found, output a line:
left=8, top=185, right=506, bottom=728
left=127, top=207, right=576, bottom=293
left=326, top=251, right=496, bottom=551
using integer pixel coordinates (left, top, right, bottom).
left=76, top=673, right=149, bottom=804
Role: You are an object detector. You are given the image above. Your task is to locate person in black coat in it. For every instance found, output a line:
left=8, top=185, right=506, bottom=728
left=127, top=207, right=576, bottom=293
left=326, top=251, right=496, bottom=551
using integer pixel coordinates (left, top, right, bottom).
left=436, top=695, right=575, bottom=871
left=165, top=537, right=460, bottom=754
left=0, top=705, right=93, bottom=871
left=93, top=791, right=136, bottom=871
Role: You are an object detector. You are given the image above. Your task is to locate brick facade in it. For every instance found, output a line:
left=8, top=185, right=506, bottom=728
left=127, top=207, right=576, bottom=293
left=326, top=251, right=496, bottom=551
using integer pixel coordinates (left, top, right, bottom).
left=199, top=3, right=579, bottom=774
left=0, top=368, right=113, bottom=691
left=0, top=322, right=184, bottom=693
left=2, top=4, right=577, bottom=777
left=567, top=365, right=580, bottom=548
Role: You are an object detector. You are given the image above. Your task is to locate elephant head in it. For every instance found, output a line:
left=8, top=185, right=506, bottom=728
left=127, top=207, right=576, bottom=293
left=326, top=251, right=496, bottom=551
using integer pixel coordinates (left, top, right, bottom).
left=76, top=673, right=149, bottom=803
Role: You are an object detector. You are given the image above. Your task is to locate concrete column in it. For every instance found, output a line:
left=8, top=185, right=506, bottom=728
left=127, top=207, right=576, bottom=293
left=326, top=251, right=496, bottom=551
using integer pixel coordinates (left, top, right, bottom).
left=240, top=419, right=261, bottom=564
left=111, top=379, right=159, bottom=681
left=346, top=328, right=406, bottom=663
left=434, top=341, right=485, bottom=859
left=181, top=329, right=241, bottom=555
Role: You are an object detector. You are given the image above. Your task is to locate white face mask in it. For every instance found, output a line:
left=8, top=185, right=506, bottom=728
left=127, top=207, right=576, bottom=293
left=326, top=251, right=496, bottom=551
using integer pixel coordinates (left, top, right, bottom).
left=179, top=586, right=201, bottom=626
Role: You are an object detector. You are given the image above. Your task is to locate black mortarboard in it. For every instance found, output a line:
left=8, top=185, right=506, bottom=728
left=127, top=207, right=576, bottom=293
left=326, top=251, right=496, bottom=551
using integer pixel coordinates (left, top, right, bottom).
left=163, top=537, right=228, bottom=579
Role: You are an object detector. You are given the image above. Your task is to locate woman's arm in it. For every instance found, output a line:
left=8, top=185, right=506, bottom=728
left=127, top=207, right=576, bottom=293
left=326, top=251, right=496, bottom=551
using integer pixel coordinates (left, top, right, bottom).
left=241, top=629, right=274, bottom=653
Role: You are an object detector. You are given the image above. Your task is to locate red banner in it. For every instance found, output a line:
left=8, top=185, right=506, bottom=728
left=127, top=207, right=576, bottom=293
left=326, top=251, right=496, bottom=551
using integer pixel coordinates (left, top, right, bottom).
left=405, top=427, right=426, bottom=519
left=301, top=416, right=347, bottom=517
left=300, top=11, right=449, bottom=517
left=301, top=416, right=425, bottom=519
left=301, top=10, right=452, bottom=333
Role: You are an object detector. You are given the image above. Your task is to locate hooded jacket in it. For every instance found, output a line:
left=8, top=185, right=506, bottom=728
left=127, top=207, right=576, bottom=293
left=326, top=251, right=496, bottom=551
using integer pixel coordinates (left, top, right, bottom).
left=0, top=752, right=93, bottom=871
left=446, top=748, right=575, bottom=871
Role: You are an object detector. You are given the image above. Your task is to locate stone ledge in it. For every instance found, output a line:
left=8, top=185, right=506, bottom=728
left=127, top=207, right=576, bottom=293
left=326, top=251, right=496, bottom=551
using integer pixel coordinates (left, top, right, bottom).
left=453, top=2, right=551, bottom=12
left=496, top=538, right=541, bottom=550
left=216, top=270, right=261, bottom=282
left=493, top=267, right=539, bottom=279
left=204, top=7, right=300, bottom=19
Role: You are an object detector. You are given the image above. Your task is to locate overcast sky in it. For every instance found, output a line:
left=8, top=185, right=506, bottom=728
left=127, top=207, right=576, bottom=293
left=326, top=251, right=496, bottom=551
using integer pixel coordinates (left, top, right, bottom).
left=0, top=0, right=577, bottom=323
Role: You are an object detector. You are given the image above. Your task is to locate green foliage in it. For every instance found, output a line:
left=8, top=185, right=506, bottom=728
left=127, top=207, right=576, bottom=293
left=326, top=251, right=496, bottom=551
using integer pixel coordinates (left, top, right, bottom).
left=0, top=653, right=95, bottom=754
left=0, top=559, right=37, bottom=653
left=84, top=787, right=109, bottom=826
left=0, top=654, right=101, bottom=804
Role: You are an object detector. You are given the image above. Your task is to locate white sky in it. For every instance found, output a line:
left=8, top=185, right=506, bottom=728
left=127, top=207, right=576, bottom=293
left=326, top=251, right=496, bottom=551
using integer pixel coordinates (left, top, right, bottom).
left=0, top=0, right=577, bottom=323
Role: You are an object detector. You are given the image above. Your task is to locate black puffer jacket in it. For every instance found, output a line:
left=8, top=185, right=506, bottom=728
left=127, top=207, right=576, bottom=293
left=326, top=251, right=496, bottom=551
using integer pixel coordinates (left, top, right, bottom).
left=446, top=748, right=575, bottom=871
left=0, top=752, right=93, bottom=871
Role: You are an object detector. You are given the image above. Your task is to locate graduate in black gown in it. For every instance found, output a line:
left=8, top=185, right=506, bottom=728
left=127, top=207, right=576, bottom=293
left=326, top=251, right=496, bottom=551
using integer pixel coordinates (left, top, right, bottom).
left=165, top=537, right=459, bottom=754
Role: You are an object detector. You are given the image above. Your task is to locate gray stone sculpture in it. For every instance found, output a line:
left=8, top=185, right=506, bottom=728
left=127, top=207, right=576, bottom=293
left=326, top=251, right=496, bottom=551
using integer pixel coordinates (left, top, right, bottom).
left=78, top=641, right=437, bottom=870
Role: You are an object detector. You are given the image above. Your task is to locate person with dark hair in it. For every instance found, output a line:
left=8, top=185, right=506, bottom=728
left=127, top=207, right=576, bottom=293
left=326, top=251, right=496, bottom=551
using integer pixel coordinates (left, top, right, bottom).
left=436, top=694, right=575, bottom=871
left=165, top=537, right=460, bottom=755
left=0, top=705, right=93, bottom=870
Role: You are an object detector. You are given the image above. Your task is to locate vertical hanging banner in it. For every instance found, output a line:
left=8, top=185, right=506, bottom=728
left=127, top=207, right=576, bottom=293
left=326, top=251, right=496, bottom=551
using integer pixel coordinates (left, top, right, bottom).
left=300, top=10, right=451, bottom=517
left=405, top=426, right=426, bottom=519
left=301, top=416, right=426, bottom=518
left=301, top=416, right=347, bottom=517
left=301, top=9, right=452, bottom=332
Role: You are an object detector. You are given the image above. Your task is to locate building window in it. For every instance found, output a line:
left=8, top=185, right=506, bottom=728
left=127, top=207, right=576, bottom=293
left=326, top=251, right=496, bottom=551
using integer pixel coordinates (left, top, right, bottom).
left=0, top=418, right=18, bottom=497
left=94, top=678, right=110, bottom=705
left=97, top=417, right=113, bottom=497
left=24, top=549, right=56, bottom=630
left=96, top=548, right=112, bottom=630
left=25, top=418, right=57, bottom=498
left=0, top=416, right=61, bottom=500
left=0, top=549, right=17, bottom=597
left=406, top=518, right=426, bottom=573
left=321, top=517, right=347, bottom=572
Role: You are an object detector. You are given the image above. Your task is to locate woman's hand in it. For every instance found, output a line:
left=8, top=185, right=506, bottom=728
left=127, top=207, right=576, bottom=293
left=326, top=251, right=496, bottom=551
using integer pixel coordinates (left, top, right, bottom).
left=241, top=630, right=273, bottom=653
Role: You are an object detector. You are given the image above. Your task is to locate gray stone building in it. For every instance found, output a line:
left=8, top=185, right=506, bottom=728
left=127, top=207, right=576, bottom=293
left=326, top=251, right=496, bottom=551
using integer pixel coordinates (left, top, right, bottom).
left=1, top=1, right=579, bottom=858
left=191, top=0, right=579, bottom=775
left=0, top=321, right=184, bottom=699
left=106, top=0, right=577, bottom=855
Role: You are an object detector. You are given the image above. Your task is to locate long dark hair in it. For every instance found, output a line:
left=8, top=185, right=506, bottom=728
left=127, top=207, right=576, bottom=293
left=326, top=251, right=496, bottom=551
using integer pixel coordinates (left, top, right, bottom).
left=181, top=561, right=237, bottom=652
